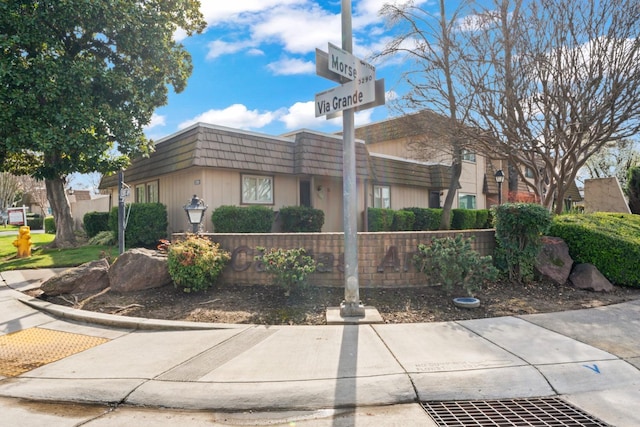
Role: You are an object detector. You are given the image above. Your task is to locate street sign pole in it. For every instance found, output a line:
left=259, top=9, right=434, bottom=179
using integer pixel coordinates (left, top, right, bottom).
left=340, top=0, right=365, bottom=317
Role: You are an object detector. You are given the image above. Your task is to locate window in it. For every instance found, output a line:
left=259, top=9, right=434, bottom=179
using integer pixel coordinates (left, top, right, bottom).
left=242, top=175, right=273, bottom=204
left=462, top=149, right=476, bottom=162
left=458, top=194, right=476, bottom=209
left=525, top=167, right=535, bottom=179
left=135, top=181, right=159, bottom=203
left=373, top=185, right=391, bottom=208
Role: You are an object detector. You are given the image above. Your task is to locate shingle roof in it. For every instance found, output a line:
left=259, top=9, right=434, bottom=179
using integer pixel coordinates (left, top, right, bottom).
left=101, top=124, right=371, bottom=188
left=369, top=154, right=451, bottom=189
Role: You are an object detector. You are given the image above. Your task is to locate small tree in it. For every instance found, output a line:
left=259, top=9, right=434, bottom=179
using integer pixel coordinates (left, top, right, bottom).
left=255, top=247, right=317, bottom=296
left=168, top=235, right=231, bottom=293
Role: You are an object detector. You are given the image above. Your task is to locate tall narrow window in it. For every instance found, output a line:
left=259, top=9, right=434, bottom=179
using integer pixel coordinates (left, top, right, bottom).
left=135, top=184, right=146, bottom=203
left=242, top=175, right=273, bottom=204
left=147, top=181, right=159, bottom=203
left=373, top=185, right=391, bottom=208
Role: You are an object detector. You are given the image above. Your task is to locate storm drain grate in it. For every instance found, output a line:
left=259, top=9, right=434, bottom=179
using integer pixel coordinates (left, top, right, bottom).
left=421, top=397, right=610, bottom=426
left=0, top=327, right=109, bottom=377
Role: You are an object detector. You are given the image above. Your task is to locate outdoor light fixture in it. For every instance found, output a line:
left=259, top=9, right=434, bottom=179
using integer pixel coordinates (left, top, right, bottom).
left=184, top=194, right=207, bottom=234
left=494, top=169, right=505, bottom=205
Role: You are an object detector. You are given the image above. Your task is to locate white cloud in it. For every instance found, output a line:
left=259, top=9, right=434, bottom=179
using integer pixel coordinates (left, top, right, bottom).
left=178, top=104, right=280, bottom=130
left=145, top=113, right=166, bottom=130
left=279, top=101, right=332, bottom=130
left=267, top=58, right=315, bottom=75
left=206, top=40, right=255, bottom=60
left=199, top=1, right=307, bottom=27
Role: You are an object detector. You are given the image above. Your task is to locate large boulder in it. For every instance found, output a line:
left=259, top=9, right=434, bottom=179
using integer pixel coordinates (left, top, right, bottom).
left=109, top=248, right=171, bottom=293
left=41, top=259, right=110, bottom=296
left=570, top=263, right=614, bottom=292
left=534, top=236, right=573, bottom=285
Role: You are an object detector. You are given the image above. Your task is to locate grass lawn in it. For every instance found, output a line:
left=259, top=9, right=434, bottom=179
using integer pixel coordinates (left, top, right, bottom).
left=0, top=233, right=118, bottom=272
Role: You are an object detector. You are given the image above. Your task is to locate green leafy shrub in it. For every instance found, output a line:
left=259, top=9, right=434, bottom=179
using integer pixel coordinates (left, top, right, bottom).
left=256, top=247, right=317, bottom=295
left=475, top=209, right=490, bottom=229
left=26, top=214, right=43, bottom=230
left=279, top=206, right=324, bottom=232
left=108, top=204, right=168, bottom=248
left=413, top=235, right=498, bottom=297
left=402, top=207, right=444, bottom=230
left=392, top=210, right=415, bottom=231
left=494, top=203, right=551, bottom=283
left=367, top=207, right=395, bottom=231
left=88, top=230, right=116, bottom=246
left=168, top=235, right=231, bottom=293
left=549, top=213, right=640, bottom=286
left=44, top=216, right=56, bottom=234
left=451, top=209, right=477, bottom=230
left=627, top=166, right=640, bottom=214
left=83, top=211, right=110, bottom=237
left=211, top=205, right=273, bottom=233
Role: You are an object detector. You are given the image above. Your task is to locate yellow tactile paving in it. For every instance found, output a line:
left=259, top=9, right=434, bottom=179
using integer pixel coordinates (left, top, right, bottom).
left=0, top=327, right=109, bottom=377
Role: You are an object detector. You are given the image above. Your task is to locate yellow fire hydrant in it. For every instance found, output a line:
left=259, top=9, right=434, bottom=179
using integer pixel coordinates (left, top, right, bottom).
left=13, top=225, right=32, bottom=258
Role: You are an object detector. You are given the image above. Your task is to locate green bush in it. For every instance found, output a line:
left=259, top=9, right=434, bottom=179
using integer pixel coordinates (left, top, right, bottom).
left=44, top=216, right=56, bottom=234
left=108, top=203, right=168, bottom=248
left=26, top=214, right=43, bottom=230
left=279, top=206, right=324, bottom=232
left=549, top=213, right=640, bottom=287
left=494, top=203, right=551, bottom=283
left=402, top=207, right=444, bottom=230
left=627, top=166, right=640, bottom=214
left=475, top=209, right=490, bottom=229
left=413, top=235, right=498, bottom=297
left=88, top=230, right=116, bottom=246
left=83, top=211, right=110, bottom=237
left=256, top=247, right=317, bottom=295
left=211, top=205, right=274, bottom=233
left=367, top=208, right=395, bottom=231
left=168, top=235, right=231, bottom=293
left=451, top=209, right=477, bottom=230
left=392, top=210, right=415, bottom=231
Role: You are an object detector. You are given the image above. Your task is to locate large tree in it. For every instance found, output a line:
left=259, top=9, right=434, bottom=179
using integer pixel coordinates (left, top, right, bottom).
left=0, top=0, right=205, bottom=246
left=379, top=0, right=475, bottom=229
left=462, top=0, right=640, bottom=213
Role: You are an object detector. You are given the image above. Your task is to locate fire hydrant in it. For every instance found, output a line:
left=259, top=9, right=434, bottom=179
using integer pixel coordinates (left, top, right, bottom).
left=13, top=225, right=32, bottom=258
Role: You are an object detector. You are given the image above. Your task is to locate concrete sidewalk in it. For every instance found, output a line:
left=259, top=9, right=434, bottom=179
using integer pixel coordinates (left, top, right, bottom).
left=1, top=269, right=639, bottom=426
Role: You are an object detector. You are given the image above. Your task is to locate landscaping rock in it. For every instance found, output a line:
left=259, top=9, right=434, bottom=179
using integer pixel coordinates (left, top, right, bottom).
left=109, top=248, right=171, bottom=293
left=570, top=263, right=614, bottom=292
left=41, top=259, right=110, bottom=296
left=534, top=236, right=573, bottom=285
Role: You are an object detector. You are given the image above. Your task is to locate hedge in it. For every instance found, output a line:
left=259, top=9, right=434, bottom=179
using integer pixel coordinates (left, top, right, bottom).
left=451, top=209, right=477, bottom=230
left=108, top=203, right=168, bottom=248
left=211, top=205, right=274, bottom=233
left=83, top=211, right=110, bottom=237
left=401, top=207, right=444, bottom=230
left=392, top=210, right=415, bottom=231
left=367, top=208, right=395, bottom=231
left=44, top=216, right=56, bottom=234
left=549, top=213, right=640, bottom=287
left=279, top=206, right=324, bottom=232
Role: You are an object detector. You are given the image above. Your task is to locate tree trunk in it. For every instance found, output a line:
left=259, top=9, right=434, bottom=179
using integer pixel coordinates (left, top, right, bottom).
left=45, top=177, right=76, bottom=248
left=440, top=158, right=462, bottom=230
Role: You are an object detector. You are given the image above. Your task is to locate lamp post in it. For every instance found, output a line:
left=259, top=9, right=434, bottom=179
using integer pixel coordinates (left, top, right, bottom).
left=494, top=169, right=505, bottom=205
left=184, top=195, right=207, bottom=234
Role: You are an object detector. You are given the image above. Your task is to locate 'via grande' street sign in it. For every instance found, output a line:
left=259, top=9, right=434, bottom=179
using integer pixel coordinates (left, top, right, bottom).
left=315, top=78, right=375, bottom=117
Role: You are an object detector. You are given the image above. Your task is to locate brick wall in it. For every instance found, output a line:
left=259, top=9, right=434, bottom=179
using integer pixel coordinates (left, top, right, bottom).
left=173, top=230, right=496, bottom=288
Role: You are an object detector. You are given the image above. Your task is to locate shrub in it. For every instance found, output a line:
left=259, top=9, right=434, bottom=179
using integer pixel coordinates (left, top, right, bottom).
left=88, top=230, right=116, bottom=246
left=279, top=206, right=324, bottom=232
left=367, top=207, right=394, bottom=231
left=413, top=235, right=498, bottom=297
left=451, top=209, right=477, bottom=230
left=549, top=213, right=640, bottom=287
left=44, top=216, right=56, bottom=234
left=494, top=203, right=551, bottom=283
left=168, top=235, right=231, bottom=293
left=627, top=166, right=640, bottom=214
left=211, top=205, right=273, bottom=233
left=475, top=209, right=490, bottom=229
left=108, top=203, right=168, bottom=248
left=392, top=210, right=415, bottom=231
left=83, top=211, right=110, bottom=237
left=402, top=207, right=445, bottom=230
left=26, top=214, right=43, bottom=230
left=255, top=247, right=317, bottom=295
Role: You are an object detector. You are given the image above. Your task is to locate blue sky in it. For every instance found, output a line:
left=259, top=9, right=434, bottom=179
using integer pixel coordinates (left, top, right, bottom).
left=142, top=0, right=431, bottom=141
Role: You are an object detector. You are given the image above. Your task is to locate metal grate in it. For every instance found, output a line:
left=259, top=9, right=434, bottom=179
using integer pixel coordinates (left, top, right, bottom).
left=0, top=327, right=109, bottom=377
left=422, top=397, right=610, bottom=426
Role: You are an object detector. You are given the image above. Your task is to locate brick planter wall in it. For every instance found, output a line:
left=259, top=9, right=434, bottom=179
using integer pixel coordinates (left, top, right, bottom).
left=173, top=230, right=496, bottom=288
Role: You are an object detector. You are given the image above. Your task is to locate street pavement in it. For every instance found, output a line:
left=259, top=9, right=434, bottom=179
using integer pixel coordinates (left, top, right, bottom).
left=1, top=268, right=639, bottom=426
